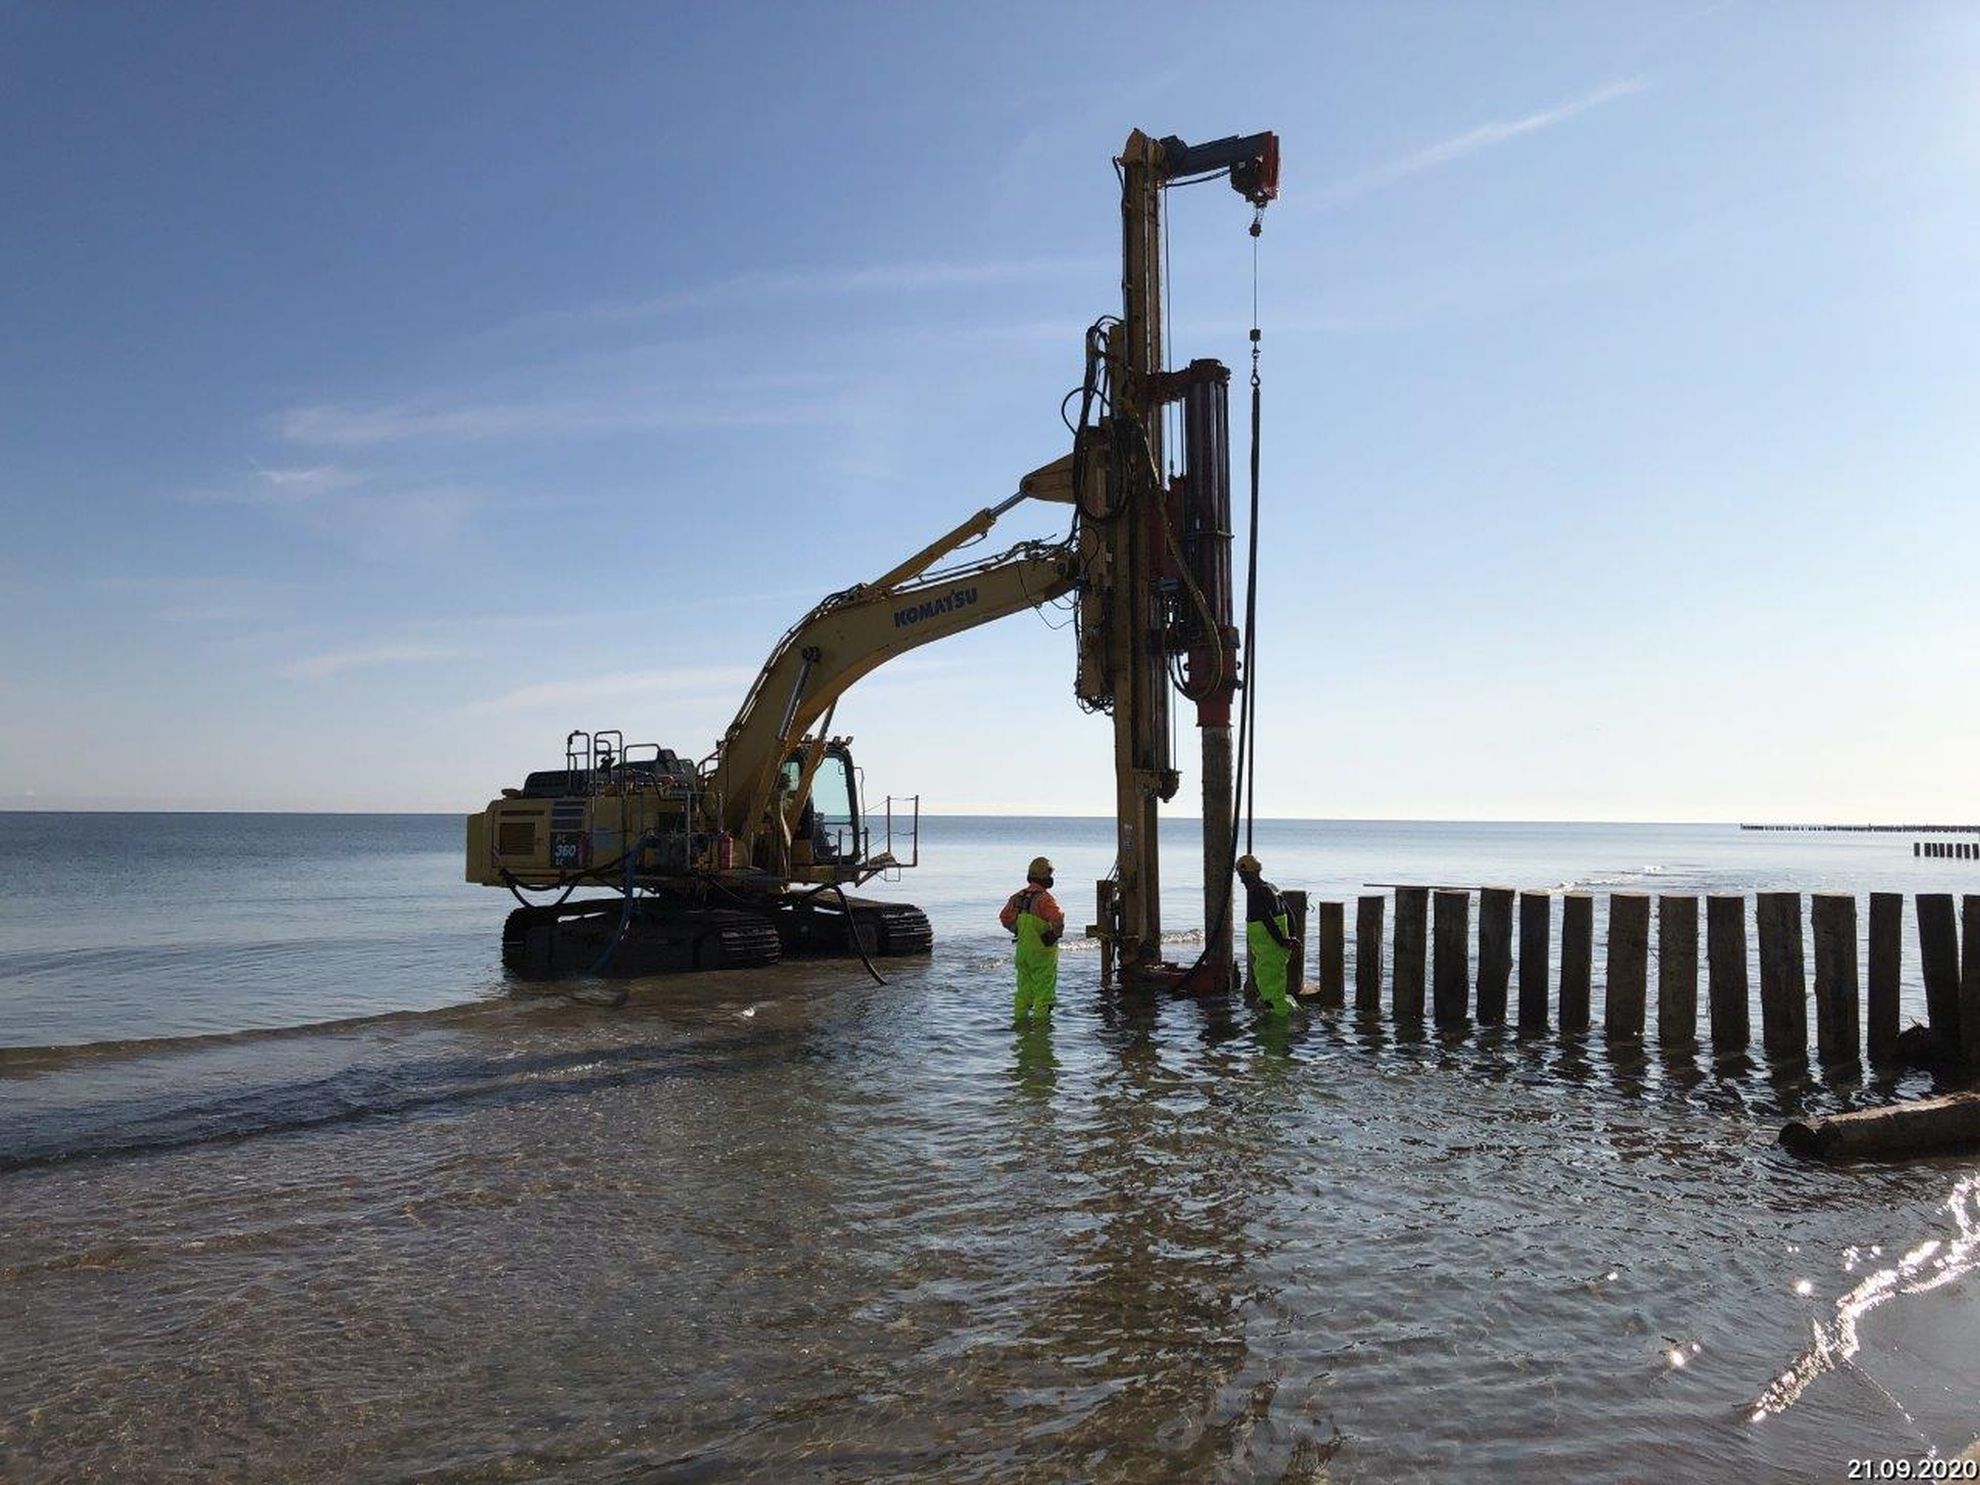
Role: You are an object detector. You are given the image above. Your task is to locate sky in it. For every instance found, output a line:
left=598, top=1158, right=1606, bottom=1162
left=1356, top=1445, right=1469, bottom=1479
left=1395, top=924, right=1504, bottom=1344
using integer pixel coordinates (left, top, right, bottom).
left=2, top=1, right=1977, bottom=820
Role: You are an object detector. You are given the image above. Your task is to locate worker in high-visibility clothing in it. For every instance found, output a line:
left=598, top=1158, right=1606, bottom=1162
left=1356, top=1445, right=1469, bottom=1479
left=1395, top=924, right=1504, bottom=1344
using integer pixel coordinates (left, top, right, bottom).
left=1237, top=853, right=1294, bottom=1014
left=1000, top=856, right=1065, bottom=1021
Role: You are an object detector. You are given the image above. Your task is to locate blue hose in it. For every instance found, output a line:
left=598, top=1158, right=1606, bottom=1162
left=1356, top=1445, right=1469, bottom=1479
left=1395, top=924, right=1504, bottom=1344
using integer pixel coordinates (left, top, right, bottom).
left=585, top=832, right=656, bottom=986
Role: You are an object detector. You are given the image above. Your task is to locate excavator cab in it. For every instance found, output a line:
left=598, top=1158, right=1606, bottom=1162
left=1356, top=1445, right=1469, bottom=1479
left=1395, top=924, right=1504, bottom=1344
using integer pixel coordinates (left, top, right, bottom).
left=780, top=742, right=861, bottom=871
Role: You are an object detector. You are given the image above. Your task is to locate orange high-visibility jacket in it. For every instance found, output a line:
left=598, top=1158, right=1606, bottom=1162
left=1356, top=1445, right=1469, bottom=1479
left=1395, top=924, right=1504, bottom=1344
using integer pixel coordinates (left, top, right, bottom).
left=1000, top=886, right=1065, bottom=936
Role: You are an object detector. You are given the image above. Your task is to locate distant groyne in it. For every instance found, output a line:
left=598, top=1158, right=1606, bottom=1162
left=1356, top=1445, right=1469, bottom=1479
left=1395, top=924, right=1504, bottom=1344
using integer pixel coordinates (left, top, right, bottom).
left=1740, top=822, right=1980, bottom=833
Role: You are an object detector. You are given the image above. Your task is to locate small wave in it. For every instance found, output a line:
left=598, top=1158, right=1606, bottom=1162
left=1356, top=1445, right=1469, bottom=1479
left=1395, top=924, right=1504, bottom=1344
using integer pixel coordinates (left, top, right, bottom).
left=0, top=998, right=506, bottom=1072
left=0, top=929, right=482, bottom=984
left=1749, top=1173, right=1980, bottom=1420
left=1572, top=869, right=1669, bottom=890
left=0, top=1026, right=789, bottom=1173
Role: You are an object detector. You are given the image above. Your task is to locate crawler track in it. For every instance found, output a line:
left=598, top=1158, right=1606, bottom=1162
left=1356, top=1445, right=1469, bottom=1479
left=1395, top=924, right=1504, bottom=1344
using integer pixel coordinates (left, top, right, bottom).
left=770, top=892, right=934, bottom=958
left=501, top=890, right=930, bottom=979
left=502, top=899, right=782, bottom=978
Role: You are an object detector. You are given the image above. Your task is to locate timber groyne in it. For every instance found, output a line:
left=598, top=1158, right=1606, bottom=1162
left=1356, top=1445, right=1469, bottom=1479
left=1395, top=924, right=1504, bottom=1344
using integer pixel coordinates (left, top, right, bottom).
left=1285, top=885, right=1980, bottom=1073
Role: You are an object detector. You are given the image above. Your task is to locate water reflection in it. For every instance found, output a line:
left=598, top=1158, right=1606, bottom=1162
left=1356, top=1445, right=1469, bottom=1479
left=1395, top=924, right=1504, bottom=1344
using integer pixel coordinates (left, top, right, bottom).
left=1551, top=1030, right=1597, bottom=1090
left=1657, top=1045, right=1708, bottom=1096
left=1010, top=1022, right=1060, bottom=1111
left=1348, top=1005, right=1389, bottom=1055
left=1602, top=1036, right=1651, bottom=1099
left=1010, top=997, right=1323, bottom=1476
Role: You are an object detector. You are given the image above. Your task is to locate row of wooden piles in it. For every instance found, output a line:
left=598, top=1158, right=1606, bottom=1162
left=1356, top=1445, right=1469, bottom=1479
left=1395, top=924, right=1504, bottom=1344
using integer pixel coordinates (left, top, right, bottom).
left=1280, top=887, right=1980, bottom=1071
left=1918, top=841, right=1980, bottom=860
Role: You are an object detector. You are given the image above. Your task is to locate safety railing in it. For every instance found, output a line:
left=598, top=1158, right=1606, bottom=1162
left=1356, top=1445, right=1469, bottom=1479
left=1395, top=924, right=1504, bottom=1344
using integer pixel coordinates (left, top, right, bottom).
left=862, top=794, right=920, bottom=876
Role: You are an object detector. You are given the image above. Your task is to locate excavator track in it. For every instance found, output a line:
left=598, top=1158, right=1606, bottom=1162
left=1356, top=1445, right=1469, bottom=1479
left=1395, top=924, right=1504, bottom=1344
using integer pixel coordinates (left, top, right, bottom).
left=771, top=893, right=935, bottom=958
left=502, top=898, right=782, bottom=979
left=845, top=897, right=935, bottom=956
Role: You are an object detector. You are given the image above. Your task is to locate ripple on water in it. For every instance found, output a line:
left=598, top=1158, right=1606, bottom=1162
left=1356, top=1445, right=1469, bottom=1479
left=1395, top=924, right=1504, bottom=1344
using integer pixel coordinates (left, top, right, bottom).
left=2, top=961, right=1977, bottom=1482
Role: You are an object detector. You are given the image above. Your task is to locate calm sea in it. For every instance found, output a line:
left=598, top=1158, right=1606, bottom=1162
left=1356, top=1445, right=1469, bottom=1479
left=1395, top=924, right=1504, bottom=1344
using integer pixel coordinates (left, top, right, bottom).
left=1, top=812, right=1975, bottom=1481
left=0, top=811, right=1954, bottom=1048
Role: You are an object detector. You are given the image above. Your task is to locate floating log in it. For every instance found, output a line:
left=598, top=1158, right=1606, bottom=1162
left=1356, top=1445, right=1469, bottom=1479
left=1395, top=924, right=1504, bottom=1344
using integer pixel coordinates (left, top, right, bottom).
left=1315, top=898, right=1345, bottom=1008
left=1964, top=896, right=1980, bottom=1069
left=1809, top=893, right=1860, bottom=1067
left=1518, top=891, right=1550, bottom=1031
left=1867, top=892, right=1901, bottom=1064
left=1916, top=893, right=1962, bottom=1055
left=1476, top=887, right=1513, bottom=1024
left=1657, top=895, right=1699, bottom=1046
left=1559, top=893, right=1593, bottom=1032
left=1393, top=887, right=1428, bottom=1021
left=1756, top=892, right=1808, bottom=1058
left=1706, top=894, right=1749, bottom=1050
left=1781, top=1092, right=1980, bottom=1160
left=1355, top=894, right=1384, bottom=1012
left=1605, top=893, right=1650, bottom=1041
left=1433, top=889, right=1470, bottom=1027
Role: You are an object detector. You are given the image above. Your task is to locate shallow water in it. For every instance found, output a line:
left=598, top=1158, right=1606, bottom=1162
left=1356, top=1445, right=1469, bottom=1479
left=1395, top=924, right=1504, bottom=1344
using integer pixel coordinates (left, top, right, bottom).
left=0, top=812, right=1959, bottom=1047
left=2, top=814, right=1976, bottom=1480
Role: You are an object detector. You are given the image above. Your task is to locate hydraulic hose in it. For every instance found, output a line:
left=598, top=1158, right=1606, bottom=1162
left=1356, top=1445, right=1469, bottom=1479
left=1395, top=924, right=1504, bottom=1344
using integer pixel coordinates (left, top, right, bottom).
left=581, top=832, right=660, bottom=999
left=824, top=883, right=889, bottom=986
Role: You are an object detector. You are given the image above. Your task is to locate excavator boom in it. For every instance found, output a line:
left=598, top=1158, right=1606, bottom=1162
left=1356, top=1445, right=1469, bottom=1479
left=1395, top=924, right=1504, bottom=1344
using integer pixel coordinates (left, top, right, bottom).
left=709, top=536, right=1076, bottom=860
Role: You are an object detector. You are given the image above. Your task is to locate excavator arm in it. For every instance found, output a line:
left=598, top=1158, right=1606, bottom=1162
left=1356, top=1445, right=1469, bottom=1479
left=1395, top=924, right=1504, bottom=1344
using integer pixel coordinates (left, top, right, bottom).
left=707, top=490, right=1078, bottom=865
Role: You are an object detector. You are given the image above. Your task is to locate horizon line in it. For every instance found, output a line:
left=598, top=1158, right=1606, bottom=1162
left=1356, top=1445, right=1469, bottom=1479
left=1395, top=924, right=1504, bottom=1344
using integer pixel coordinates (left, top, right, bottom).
left=0, top=806, right=1783, bottom=827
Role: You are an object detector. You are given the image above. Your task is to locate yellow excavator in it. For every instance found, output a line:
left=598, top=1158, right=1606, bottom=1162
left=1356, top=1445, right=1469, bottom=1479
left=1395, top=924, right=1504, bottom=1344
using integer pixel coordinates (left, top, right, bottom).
left=465, top=127, right=1278, bottom=982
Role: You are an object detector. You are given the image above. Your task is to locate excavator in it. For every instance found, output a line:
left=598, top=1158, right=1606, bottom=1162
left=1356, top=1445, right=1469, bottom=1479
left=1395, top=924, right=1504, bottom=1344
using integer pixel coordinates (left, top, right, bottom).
left=465, top=127, right=1279, bottom=988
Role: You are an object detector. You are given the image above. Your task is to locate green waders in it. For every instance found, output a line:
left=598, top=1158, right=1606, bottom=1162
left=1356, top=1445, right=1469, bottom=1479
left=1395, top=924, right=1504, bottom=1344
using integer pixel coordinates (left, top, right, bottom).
left=1248, top=913, right=1293, bottom=1015
left=1014, top=898, right=1059, bottom=1021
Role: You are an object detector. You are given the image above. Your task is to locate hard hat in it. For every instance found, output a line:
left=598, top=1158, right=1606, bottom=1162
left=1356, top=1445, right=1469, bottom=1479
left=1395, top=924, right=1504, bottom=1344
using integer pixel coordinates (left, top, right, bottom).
left=1028, top=856, right=1054, bottom=880
left=1236, top=853, right=1262, bottom=874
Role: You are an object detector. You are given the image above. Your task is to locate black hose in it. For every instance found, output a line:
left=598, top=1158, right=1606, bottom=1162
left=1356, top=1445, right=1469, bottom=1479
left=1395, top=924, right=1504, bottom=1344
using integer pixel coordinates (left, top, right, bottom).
left=500, top=837, right=655, bottom=899
left=502, top=872, right=581, bottom=910
left=826, top=882, right=888, bottom=987
left=578, top=832, right=659, bottom=1002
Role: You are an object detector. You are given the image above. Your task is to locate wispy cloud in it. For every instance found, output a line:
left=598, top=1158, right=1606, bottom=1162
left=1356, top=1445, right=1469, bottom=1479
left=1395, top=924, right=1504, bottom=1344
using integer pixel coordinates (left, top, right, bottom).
left=247, top=462, right=365, bottom=503
left=182, top=463, right=366, bottom=507
left=277, top=380, right=842, bottom=447
left=93, top=574, right=296, bottom=624
left=490, top=256, right=1105, bottom=340
left=282, top=643, right=463, bottom=680
left=1315, top=78, right=1649, bottom=209
left=180, top=466, right=491, bottom=561
left=472, top=665, right=758, bottom=714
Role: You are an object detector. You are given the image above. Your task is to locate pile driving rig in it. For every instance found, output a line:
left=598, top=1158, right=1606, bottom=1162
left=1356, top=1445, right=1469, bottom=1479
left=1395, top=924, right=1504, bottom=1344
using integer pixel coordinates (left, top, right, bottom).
left=464, top=126, right=1277, bottom=982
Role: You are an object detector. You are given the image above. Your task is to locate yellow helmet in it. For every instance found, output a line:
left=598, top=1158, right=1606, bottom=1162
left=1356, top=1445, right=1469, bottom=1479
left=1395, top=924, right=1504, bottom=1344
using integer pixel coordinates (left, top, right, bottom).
left=1236, top=853, right=1262, bottom=875
left=1027, top=856, right=1054, bottom=881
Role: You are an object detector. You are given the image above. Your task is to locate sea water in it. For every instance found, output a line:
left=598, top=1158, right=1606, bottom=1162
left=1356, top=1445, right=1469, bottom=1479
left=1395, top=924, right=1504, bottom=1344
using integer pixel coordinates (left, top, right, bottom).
left=1, top=812, right=1975, bottom=1481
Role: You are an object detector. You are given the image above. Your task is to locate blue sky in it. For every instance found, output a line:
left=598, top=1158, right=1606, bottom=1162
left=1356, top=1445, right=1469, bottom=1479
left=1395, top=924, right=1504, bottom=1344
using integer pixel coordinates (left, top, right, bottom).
left=3, top=2, right=1976, bottom=818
